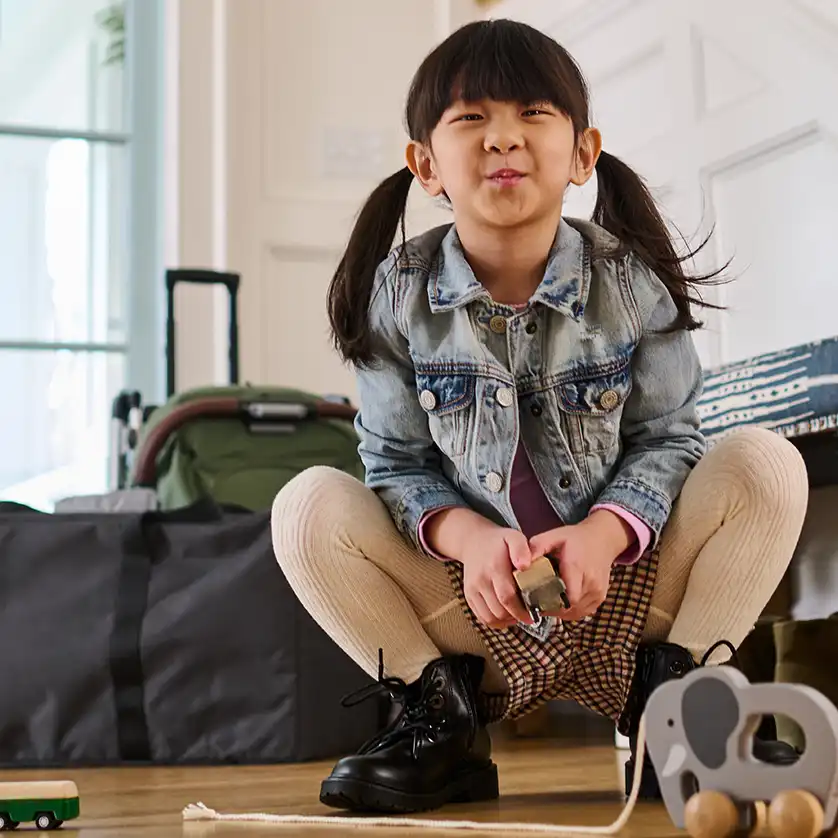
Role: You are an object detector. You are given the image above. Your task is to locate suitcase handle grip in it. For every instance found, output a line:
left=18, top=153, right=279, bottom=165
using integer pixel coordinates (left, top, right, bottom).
left=131, top=397, right=357, bottom=487
left=165, top=269, right=241, bottom=398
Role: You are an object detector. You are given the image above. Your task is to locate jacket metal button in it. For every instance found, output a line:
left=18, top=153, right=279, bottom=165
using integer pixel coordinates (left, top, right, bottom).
left=531, top=403, right=543, bottom=417
left=495, top=386, right=514, bottom=407
left=559, top=476, right=571, bottom=489
left=489, top=315, right=507, bottom=334
left=419, top=389, right=437, bottom=410
left=525, top=322, right=537, bottom=334
left=485, top=472, right=503, bottom=493
left=599, top=389, right=620, bottom=410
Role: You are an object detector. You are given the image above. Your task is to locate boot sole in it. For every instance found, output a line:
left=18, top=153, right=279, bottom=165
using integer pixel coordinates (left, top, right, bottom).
left=319, top=762, right=499, bottom=813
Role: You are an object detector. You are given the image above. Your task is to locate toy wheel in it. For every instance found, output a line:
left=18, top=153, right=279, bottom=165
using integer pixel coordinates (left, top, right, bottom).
left=684, top=790, right=740, bottom=838
left=750, top=801, right=768, bottom=836
left=734, top=801, right=768, bottom=836
left=767, top=790, right=823, bottom=838
left=34, top=812, right=60, bottom=831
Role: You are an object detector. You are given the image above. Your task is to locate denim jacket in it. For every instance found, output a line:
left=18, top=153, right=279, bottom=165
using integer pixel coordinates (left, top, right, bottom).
left=353, top=217, right=706, bottom=557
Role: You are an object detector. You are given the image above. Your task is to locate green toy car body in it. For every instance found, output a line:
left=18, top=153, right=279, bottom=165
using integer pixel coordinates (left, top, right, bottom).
left=0, top=781, right=80, bottom=830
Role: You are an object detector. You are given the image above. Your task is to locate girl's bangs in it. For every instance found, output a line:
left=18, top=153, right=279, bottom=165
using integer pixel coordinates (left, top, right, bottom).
left=414, top=23, right=579, bottom=137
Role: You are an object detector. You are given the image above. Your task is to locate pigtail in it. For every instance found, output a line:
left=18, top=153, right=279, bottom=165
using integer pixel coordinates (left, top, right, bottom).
left=593, top=150, right=726, bottom=330
left=328, top=166, right=414, bottom=367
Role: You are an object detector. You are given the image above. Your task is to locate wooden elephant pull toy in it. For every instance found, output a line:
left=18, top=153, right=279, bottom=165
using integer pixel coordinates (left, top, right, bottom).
left=645, top=665, right=838, bottom=838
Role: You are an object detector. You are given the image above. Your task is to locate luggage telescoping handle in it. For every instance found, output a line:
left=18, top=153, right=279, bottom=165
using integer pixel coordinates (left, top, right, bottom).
left=165, top=269, right=241, bottom=398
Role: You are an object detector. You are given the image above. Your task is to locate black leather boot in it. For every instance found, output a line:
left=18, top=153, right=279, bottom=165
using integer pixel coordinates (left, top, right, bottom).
left=618, top=640, right=799, bottom=801
left=320, top=652, right=498, bottom=813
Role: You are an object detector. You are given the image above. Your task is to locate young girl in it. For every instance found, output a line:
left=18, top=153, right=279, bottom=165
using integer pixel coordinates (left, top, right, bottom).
left=271, top=19, right=808, bottom=814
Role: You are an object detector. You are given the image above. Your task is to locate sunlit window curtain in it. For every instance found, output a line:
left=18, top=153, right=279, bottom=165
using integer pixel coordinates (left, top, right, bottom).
left=0, top=0, right=133, bottom=509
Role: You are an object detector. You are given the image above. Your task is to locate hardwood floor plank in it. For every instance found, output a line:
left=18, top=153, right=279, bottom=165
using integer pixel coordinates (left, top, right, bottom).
left=0, top=741, right=684, bottom=836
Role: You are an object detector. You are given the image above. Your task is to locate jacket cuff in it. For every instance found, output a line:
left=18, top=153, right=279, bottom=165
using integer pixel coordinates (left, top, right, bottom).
left=590, top=503, right=652, bottom=565
left=592, top=478, right=670, bottom=547
left=393, top=484, right=469, bottom=557
left=417, top=507, right=457, bottom=561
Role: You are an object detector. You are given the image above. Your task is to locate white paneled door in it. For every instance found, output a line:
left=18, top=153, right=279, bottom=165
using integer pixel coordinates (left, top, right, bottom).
left=489, top=0, right=838, bottom=369
left=222, top=0, right=463, bottom=397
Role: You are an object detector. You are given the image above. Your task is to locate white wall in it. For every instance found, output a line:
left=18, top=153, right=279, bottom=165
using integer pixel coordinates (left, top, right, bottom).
left=484, top=0, right=838, bottom=370
left=167, top=0, right=484, bottom=398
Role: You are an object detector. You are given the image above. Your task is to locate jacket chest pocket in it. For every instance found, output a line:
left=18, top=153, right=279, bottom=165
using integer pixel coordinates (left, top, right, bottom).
left=557, top=366, right=631, bottom=454
left=415, top=371, right=476, bottom=460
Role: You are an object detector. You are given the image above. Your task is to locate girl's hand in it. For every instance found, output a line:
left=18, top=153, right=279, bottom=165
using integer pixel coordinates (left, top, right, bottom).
left=460, top=525, right=535, bottom=630
left=528, top=511, right=634, bottom=621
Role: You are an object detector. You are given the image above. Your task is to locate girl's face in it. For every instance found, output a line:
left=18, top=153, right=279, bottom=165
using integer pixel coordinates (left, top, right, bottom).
left=406, top=98, right=600, bottom=232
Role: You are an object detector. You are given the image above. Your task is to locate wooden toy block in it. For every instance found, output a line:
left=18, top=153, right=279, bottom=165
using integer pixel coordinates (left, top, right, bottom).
left=513, top=554, right=570, bottom=622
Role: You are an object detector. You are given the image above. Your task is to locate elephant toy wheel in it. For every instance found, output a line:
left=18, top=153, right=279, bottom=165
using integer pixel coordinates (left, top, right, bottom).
left=750, top=801, right=768, bottom=836
left=767, top=789, right=824, bottom=838
left=684, top=790, right=740, bottom=838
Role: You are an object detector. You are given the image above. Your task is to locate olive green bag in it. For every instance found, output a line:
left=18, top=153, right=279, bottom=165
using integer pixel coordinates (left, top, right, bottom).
left=116, top=270, right=364, bottom=512
left=130, top=384, right=364, bottom=512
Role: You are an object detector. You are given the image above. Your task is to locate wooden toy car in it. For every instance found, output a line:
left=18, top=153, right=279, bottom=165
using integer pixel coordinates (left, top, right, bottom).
left=513, top=554, right=570, bottom=622
left=644, top=665, right=838, bottom=838
left=0, top=781, right=79, bottom=830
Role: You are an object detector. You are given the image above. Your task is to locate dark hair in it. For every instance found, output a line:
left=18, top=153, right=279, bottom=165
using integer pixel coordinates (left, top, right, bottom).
left=328, top=19, right=725, bottom=367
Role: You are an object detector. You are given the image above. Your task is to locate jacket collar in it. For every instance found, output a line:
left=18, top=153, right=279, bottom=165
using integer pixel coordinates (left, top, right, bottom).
left=427, top=217, right=592, bottom=319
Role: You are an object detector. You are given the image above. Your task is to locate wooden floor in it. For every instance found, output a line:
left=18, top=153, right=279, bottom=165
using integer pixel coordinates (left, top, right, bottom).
left=0, top=736, right=687, bottom=837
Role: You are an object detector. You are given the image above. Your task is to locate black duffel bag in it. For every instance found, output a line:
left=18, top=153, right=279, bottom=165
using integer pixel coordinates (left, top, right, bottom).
left=0, top=500, right=377, bottom=766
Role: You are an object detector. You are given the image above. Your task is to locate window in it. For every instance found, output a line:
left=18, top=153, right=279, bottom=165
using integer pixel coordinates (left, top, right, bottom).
left=0, top=0, right=160, bottom=509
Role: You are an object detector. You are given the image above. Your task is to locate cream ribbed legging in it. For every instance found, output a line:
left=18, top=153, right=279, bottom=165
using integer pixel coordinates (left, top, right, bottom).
left=271, top=427, right=808, bottom=697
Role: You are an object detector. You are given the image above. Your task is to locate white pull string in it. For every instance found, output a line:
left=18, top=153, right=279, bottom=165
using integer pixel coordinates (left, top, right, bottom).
left=182, top=714, right=649, bottom=835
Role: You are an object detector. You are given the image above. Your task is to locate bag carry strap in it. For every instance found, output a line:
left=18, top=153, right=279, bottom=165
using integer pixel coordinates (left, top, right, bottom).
left=108, top=501, right=249, bottom=760
left=109, top=518, right=154, bottom=761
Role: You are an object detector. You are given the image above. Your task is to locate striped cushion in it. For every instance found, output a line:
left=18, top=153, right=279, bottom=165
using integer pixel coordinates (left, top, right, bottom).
left=697, top=336, right=838, bottom=441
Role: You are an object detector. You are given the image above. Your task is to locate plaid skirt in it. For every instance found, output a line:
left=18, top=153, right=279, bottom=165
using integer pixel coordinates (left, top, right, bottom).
left=444, top=548, right=659, bottom=724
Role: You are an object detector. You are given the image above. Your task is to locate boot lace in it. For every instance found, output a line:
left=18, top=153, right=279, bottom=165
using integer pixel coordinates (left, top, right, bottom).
left=700, top=639, right=738, bottom=666
left=339, top=649, right=446, bottom=755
